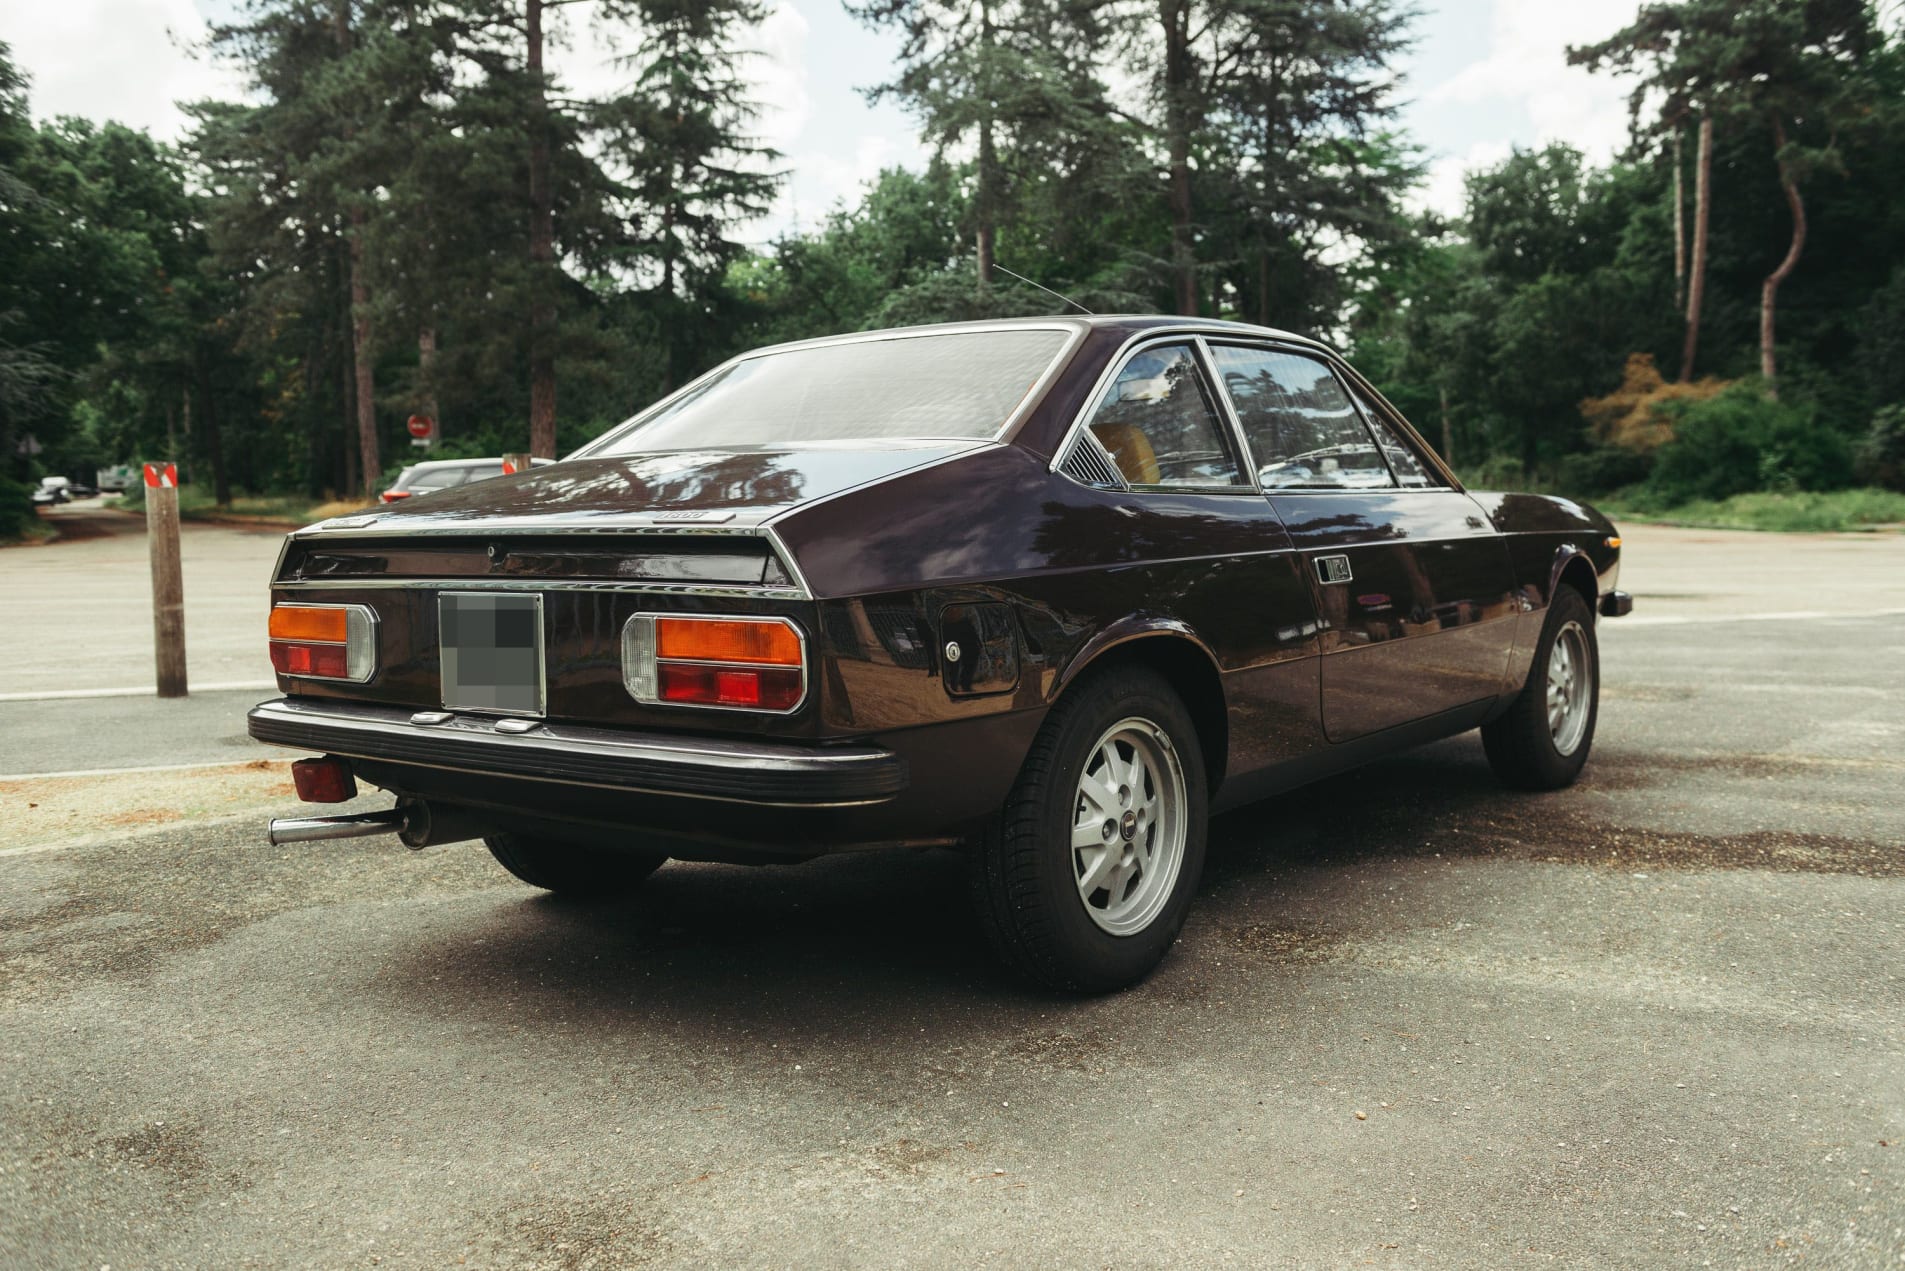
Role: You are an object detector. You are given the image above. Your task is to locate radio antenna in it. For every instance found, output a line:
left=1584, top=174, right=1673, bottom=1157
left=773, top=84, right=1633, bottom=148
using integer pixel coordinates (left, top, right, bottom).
left=993, top=263, right=1095, bottom=315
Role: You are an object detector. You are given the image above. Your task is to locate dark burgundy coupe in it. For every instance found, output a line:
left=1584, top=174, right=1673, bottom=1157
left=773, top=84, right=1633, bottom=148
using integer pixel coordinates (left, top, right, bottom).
left=251, top=316, right=1630, bottom=991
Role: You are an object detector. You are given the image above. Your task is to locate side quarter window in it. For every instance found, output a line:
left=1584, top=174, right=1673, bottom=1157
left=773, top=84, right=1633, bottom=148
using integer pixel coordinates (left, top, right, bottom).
left=1346, top=384, right=1443, bottom=489
left=1084, top=342, right=1247, bottom=489
left=1208, top=345, right=1395, bottom=491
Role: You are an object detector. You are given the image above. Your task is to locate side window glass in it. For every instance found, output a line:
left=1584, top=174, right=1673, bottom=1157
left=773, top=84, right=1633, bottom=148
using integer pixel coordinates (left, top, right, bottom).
left=1085, top=343, right=1246, bottom=488
left=1348, top=386, right=1441, bottom=488
left=1208, top=346, right=1395, bottom=490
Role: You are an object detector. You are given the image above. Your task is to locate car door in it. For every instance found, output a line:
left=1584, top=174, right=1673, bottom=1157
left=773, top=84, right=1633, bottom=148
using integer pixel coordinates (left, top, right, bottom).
left=1205, top=342, right=1518, bottom=742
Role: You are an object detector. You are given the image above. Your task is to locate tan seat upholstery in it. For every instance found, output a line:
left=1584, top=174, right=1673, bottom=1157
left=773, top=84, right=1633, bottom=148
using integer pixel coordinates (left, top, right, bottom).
left=1091, top=422, right=1161, bottom=485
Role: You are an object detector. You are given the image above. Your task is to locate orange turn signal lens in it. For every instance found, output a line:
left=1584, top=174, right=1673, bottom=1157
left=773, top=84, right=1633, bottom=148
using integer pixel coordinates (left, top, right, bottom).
left=655, top=617, right=802, bottom=666
left=270, top=605, right=350, bottom=643
left=1605, top=535, right=1622, bottom=549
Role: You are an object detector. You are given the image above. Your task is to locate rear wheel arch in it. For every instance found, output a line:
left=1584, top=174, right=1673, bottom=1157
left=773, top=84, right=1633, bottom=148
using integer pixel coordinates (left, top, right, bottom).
left=1056, top=630, right=1228, bottom=797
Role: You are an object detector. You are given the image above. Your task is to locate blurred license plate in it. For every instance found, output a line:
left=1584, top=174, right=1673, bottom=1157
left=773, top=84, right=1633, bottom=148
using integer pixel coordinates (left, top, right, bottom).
left=439, top=592, right=544, bottom=715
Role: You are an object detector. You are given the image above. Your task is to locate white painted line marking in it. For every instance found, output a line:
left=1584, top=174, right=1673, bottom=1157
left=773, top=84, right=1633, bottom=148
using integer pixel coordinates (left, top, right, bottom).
left=0, top=680, right=276, bottom=702
left=0, top=759, right=285, bottom=782
left=1612, top=606, right=1905, bottom=627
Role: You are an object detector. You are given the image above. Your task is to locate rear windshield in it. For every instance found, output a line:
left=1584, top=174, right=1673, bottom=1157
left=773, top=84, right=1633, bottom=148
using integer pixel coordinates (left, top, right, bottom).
left=587, top=329, right=1071, bottom=453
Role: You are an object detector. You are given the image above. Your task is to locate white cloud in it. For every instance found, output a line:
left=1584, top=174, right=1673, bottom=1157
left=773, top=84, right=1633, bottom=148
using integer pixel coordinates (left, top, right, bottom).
left=1413, top=139, right=1514, bottom=218
left=1422, top=0, right=1644, bottom=184
left=1, top=0, right=244, bottom=136
left=747, top=1, right=814, bottom=154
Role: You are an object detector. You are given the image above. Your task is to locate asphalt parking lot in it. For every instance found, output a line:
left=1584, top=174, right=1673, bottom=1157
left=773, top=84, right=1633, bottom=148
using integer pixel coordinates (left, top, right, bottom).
left=1, top=523, right=1901, bottom=1267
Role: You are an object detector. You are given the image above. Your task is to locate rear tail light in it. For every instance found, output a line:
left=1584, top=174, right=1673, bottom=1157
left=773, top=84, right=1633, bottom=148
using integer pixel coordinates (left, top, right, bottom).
left=269, top=603, right=378, bottom=682
left=380, top=490, right=410, bottom=503
left=622, top=614, right=806, bottom=713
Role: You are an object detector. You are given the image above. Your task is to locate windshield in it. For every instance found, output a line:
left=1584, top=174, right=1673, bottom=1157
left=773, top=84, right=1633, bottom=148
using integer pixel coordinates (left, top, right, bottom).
left=588, top=328, right=1072, bottom=454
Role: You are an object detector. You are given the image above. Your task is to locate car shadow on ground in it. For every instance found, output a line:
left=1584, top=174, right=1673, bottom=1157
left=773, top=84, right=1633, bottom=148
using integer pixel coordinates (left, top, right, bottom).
left=360, top=734, right=1552, bottom=1029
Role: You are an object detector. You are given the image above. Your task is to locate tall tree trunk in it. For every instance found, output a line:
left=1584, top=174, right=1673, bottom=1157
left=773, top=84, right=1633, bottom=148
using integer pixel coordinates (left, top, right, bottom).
left=527, top=0, right=558, bottom=459
left=197, top=358, right=229, bottom=507
left=1257, top=248, right=1270, bottom=326
left=976, top=114, right=997, bottom=288
left=336, top=3, right=379, bottom=495
left=1161, top=0, right=1198, bottom=316
left=348, top=209, right=379, bottom=494
left=417, top=325, right=440, bottom=430
left=1760, top=118, right=1806, bottom=400
left=1671, top=125, right=1686, bottom=313
left=1679, top=115, right=1712, bottom=382
left=975, top=2, right=996, bottom=289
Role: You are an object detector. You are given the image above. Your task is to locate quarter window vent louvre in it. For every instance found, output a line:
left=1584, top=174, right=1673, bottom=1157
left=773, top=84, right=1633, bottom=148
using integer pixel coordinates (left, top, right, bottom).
left=1058, top=438, right=1122, bottom=489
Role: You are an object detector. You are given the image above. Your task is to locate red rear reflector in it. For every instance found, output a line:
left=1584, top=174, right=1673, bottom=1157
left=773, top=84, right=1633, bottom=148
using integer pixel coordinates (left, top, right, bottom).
left=291, top=757, right=358, bottom=803
left=657, top=663, right=803, bottom=711
left=271, top=641, right=350, bottom=678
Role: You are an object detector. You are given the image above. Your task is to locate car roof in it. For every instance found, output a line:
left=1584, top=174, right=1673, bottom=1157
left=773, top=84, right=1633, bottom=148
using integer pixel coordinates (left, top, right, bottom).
left=738, top=314, right=1335, bottom=361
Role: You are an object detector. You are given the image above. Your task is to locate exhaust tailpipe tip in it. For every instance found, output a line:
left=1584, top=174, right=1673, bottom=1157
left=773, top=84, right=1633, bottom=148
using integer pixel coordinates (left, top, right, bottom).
left=267, top=808, right=406, bottom=847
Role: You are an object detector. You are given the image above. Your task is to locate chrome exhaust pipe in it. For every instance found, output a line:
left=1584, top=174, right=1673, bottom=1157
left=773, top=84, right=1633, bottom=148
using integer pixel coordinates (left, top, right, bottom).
left=267, top=800, right=486, bottom=849
left=268, top=807, right=406, bottom=846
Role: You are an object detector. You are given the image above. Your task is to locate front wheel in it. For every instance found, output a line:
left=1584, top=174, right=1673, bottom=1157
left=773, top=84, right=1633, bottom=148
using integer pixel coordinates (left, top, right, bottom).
left=483, top=832, right=668, bottom=896
left=1482, top=586, right=1600, bottom=790
left=969, top=666, right=1208, bottom=993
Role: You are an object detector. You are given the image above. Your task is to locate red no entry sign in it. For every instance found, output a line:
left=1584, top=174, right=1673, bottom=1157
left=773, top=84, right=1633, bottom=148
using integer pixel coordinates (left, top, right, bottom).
left=407, top=414, right=436, bottom=439
left=143, top=463, right=178, bottom=488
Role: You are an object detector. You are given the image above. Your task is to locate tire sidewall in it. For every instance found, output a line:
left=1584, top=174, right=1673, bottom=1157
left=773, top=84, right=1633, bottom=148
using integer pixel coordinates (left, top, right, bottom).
left=1030, top=672, right=1208, bottom=988
left=1530, top=590, right=1599, bottom=782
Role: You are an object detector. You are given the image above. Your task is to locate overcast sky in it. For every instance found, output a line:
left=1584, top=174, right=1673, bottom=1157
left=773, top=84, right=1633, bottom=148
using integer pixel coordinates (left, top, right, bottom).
left=1, top=0, right=1644, bottom=237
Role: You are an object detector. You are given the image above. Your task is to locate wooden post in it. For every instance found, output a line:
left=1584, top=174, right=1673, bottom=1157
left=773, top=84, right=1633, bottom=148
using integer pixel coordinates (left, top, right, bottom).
left=502, top=452, right=533, bottom=476
left=145, top=462, right=187, bottom=698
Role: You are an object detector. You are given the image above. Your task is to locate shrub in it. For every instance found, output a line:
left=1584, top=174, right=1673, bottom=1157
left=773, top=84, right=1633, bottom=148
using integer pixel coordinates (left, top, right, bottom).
left=0, top=476, right=32, bottom=540
left=1855, top=404, right=1905, bottom=492
left=1577, top=352, right=1730, bottom=452
left=1557, top=445, right=1652, bottom=494
left=1645, top=385, right=1852, bottom=504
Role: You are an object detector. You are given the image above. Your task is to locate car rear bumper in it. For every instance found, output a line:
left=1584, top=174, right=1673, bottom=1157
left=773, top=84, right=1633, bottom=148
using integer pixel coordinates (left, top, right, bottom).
left=246, top=697, right=908, bottom=808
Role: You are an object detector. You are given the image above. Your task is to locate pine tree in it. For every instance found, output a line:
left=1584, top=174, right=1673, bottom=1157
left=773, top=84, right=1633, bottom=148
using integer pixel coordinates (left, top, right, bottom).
left=594, top=0, right=780, bottom=391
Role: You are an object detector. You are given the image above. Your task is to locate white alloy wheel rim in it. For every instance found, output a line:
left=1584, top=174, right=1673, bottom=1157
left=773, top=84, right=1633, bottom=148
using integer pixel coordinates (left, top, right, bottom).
left=1546, top=620, right=1593, bottom=756
left=1070, top=717, right=1189, bottom=936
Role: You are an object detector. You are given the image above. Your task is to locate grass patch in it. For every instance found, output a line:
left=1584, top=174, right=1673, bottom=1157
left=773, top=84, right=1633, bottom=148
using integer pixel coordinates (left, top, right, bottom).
left=111, top=486, right=373, bottom=528
left=1598, top=487, right=1905, bottom=533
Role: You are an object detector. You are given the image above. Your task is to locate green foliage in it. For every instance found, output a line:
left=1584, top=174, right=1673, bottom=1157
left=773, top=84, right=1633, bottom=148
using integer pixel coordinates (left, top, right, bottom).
left=1601, top=487, right=1905, bottom=532
left=1556, top=446, right=1653, bottom=496
left=0, top=474, right=33, bottom=540
left=1646, top=385, right=1852, bottom=503
left=1856, top=405, right=1905, bottom=491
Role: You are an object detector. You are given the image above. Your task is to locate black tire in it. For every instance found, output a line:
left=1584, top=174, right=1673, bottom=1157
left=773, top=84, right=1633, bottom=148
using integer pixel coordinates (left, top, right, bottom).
left=483, top=832, right=668, bottom=896
left=969, top=665, right=1208, bottom=993
left=1482, top=586, right=1599, bottom=791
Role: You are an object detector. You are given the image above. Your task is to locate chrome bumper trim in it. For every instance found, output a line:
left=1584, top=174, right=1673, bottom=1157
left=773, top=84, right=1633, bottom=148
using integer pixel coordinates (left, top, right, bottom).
left=246, top=698, right=907, bottom=807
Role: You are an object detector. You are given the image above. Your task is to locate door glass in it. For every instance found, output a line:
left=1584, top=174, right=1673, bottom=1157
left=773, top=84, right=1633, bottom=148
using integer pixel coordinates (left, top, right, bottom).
left=1348, top=387, right=1441, bottom=488
left=1208, top=346, right=1395, bottom=490
left=1085, top=342, right=1246, bottom=488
